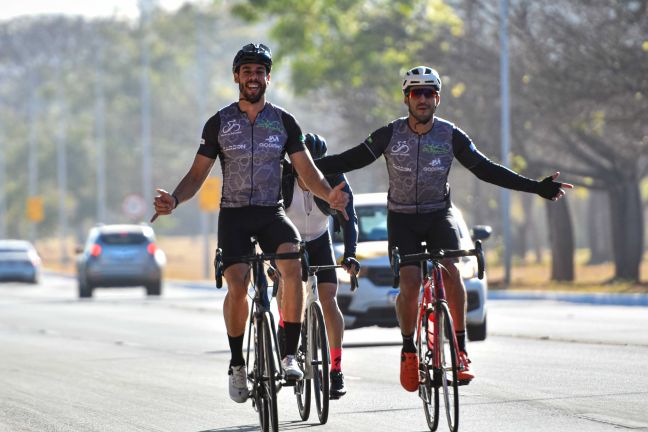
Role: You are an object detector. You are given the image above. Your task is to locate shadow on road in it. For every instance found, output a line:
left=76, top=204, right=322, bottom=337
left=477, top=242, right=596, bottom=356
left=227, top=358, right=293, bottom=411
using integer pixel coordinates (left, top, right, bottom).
left=199, top=419, right=322, bottom=431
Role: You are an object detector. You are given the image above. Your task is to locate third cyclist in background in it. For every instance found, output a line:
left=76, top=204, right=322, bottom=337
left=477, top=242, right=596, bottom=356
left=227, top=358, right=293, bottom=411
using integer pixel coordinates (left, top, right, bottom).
left=278, top=133, right=359, bottom=399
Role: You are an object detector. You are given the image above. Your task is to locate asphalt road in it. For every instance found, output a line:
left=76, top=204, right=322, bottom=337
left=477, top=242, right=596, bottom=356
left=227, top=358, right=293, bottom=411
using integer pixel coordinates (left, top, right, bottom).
left=1, top=275, right=647, bottom=432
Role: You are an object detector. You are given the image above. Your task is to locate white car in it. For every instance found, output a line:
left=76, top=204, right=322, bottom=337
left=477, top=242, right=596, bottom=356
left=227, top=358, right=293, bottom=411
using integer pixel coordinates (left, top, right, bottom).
left=332, top=192, right=491, bottom=341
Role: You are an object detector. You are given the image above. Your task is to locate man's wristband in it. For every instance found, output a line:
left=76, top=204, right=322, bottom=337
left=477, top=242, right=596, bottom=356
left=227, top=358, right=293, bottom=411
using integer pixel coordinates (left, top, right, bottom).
left=172, top=194, right=179, bottom=209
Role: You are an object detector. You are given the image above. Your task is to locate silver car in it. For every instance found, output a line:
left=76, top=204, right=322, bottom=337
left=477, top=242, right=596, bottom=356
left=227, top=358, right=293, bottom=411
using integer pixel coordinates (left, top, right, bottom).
left=332, top=193, right=491, bottom=341
left=76, top=224, right=166, bottom=298
left=0, top=239, right=42, bottom=284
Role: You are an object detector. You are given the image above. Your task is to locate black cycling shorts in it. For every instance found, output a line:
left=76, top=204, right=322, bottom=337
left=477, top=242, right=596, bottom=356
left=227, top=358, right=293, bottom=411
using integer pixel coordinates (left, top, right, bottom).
left=218, top=206, right=300, bottom=269
left=305, top=231, right=337, bottom=285
left=387, top=207, right=461, bottom=268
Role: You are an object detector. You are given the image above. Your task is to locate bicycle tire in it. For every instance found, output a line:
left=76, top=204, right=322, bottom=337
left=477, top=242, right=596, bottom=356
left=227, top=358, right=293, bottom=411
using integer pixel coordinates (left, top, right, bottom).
left=437, top=301, right=459, bottom=432
left=295, top=315, right=311, bottom=420
left=311, top=302, right=330, bottom=424
left=259, top=312, right=279, bottom=432
left=419, top=307, right=440, bottom=431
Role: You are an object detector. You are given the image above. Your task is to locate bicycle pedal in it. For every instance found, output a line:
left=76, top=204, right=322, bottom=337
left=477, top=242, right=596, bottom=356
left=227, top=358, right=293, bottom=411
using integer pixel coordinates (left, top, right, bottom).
left=282, top=379, right=297, bottom=387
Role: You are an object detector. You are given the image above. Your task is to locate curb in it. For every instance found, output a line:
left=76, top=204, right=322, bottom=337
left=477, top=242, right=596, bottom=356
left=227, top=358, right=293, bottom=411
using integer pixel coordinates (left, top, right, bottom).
left=488, top=290, right=648, bottom=307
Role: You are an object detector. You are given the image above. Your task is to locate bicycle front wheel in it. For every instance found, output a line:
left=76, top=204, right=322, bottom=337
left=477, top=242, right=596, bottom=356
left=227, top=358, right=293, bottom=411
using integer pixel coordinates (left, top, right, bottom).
left=295, top=315, right=311, bottom=421
left=259, top=312, right=279, bottom=432
left=437, top=301, right=459, bottom=432
left=418, top=308, right=440, bottom=431
left=310, top=302, right=330, bottom=424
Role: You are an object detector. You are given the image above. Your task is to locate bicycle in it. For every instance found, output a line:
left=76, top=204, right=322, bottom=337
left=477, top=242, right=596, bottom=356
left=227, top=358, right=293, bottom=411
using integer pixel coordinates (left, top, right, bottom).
left=391, top=241, right=485, bottom=432
left=214, top=239, right=307, bottom=432
left=291, top=259, right=359, bottom=425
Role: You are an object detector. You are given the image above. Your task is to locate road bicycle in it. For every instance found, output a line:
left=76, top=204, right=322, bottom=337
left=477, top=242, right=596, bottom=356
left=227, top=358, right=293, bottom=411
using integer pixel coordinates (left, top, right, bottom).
left=291, top=259, right=359, bottom=425
left=215, top=239, right=307, bottom=432
left=391, top=241, right=484, bottom=432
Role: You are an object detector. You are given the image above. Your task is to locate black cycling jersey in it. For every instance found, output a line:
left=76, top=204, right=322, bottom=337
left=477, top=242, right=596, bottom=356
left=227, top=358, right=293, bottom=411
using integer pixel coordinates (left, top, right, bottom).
left=317, top=116, right=543, bottom=214
left=197, top=102, right=306, bottom=208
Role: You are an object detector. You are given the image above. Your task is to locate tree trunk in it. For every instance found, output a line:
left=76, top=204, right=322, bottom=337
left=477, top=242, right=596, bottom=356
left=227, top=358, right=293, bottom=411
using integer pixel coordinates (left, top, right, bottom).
left=545, top=198, right=575, bottom=281
left=607, top=181, right=643, bottom=282
left=587, top=190, right=612, bottom=264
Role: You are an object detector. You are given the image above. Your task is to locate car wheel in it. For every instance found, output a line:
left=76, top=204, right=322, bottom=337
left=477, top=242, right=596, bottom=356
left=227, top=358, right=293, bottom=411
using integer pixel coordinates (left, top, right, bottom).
left=79, top=280, right=93, bottom=298
left=146, top=281, right=161, bottom=296
left=467, top=314, right=487, bottom=341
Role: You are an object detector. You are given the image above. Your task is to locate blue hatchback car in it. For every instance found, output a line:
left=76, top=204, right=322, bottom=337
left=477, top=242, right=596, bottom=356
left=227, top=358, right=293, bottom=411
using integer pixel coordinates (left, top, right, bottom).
left=76, top=224, right=166, bottom=298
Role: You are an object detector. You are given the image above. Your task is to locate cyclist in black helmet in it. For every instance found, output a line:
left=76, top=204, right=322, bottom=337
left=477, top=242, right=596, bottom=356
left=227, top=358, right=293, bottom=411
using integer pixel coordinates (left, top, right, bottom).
left=152, top=43, right=349, bottom=404
left=277, top=133, right=359, bottom=399
left=315, top=65, right=573, bottom=392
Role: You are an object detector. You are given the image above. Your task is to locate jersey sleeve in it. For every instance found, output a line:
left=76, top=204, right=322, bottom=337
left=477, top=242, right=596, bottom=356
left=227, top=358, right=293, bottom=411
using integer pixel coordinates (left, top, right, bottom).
left=454, top=126, right=541, bottom=193
left=281, top=111, right=307, bottom=155
left=196, top=114, right=221, bottom=159
left=315, top=124, right=392, bottom=175
left=452, top=126, right=486, bottom=169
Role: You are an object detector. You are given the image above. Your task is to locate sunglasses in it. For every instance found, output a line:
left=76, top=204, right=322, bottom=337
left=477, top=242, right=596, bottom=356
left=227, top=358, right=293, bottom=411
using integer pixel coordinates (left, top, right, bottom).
left=408, top=88, right=438, bottom=99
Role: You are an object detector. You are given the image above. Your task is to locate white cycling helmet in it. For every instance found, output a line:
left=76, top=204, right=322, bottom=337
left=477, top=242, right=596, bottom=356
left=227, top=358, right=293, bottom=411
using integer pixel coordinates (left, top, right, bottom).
left=402, top=66, right=442, bottom=94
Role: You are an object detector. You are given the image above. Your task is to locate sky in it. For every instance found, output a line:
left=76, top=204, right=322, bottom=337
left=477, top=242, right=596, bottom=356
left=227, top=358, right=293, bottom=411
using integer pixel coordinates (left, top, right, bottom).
left=0, top=0, right=199, bottom=22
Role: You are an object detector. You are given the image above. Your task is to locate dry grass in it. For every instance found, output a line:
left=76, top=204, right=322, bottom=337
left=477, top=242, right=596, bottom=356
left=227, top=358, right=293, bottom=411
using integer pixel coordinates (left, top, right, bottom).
left=36, top=236, right=648, bottom=293
left=487, top=250, right=648, bottom=293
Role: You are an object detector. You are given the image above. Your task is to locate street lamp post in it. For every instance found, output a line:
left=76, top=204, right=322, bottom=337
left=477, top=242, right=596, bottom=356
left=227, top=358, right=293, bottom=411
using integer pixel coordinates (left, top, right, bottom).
left=500, top=0, right=512, bottom=286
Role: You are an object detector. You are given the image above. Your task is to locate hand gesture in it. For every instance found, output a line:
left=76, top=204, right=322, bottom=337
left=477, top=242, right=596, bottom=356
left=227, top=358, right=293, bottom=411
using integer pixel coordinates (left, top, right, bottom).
left=327, top=182, right=349, bottom=220
left=538, top=172, right=574, bottom=201
left=150, top=188, right=177, bottom=222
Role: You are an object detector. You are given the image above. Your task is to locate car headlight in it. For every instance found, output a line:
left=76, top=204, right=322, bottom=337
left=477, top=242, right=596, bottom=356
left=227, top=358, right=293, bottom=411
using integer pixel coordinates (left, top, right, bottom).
left=459, top=256, right=477, bottom=279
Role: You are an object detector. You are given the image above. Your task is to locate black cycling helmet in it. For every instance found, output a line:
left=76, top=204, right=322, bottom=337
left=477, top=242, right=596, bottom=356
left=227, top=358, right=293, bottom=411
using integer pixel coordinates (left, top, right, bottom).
left=304, top=133, right=327, bottom=159
left=232, top=43, right=273, bottom=73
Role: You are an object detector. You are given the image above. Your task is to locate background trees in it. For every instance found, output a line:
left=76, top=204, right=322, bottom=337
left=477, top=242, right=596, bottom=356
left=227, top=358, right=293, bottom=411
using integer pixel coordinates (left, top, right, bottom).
left=0, top=0, right=646, bottom=281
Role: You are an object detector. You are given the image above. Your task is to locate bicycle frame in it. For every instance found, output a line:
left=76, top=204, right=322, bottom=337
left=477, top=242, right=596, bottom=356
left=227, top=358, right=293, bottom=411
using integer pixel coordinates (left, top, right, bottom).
left=301, top=265, right=357, bottom=378
left=418, top=261, right=464, bottom=374
left=391, top=241, right=485, bottom=432
left=214, top=240, right=307, bottom=432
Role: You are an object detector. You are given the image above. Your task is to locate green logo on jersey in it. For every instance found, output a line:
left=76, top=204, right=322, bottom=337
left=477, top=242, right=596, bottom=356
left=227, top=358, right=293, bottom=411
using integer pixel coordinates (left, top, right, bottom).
left=257, top=119, right=282, bottom=132
left=422, top=143, right=449, bottom=155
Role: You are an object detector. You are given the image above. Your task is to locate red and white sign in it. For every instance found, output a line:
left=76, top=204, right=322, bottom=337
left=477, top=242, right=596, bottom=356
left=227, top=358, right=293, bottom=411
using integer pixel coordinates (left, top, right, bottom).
left=122, top=194, right=147, bottom=219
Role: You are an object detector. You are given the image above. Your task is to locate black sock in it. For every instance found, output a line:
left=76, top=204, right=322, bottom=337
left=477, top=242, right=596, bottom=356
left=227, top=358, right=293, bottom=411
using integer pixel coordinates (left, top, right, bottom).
left=228, top=333, right=245, bottom=366
left=283, top=321, right=302, bottom=357
left=402, top=332, right=416, bottom=353
left=455, top=330, right=467, bottom=354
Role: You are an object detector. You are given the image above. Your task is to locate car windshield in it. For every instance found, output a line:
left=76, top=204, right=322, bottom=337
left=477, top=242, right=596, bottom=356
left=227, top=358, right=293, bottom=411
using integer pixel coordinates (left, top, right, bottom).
left=0, top=247, right=28, bottom=252
left=333, top=204, right=388, bottom=243
left=99, top=233, right=148, bottom=245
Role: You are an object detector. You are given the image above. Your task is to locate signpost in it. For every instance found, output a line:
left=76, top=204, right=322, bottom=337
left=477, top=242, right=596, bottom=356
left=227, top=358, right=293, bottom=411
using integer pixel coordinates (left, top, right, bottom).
left=122, top=194, right=147, bottom=220
left=199, top=177, right=221, bottom=212
left=199, top=177, right=221, bottom=278
left=26, top=196, right=44, bottom=223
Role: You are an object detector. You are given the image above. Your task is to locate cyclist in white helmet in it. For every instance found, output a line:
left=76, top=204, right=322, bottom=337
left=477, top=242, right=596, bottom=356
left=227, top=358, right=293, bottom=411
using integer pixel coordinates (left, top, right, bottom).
left=315, top=65, right=573, bottom=392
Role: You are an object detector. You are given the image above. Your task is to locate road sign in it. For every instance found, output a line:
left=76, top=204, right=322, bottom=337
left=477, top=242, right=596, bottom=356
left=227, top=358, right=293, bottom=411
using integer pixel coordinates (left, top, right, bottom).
left=26, top=196, right=44, bottom=222
left=122, top=194, right=147, bottom=219
left=199, top=177, right=221, bottom=212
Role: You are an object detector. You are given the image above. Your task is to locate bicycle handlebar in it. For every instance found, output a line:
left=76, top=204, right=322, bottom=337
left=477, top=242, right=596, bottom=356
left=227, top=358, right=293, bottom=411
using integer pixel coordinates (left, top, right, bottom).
left=307, top=264, right=359, bottom=292
left=214, top=247, right=304, bottom=289
left=391, top=241, right=485, bottom=288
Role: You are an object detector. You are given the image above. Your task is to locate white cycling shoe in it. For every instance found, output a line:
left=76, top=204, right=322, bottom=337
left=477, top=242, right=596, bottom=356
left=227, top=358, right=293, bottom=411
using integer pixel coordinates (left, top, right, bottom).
left=281, top=355, right=304, bottom=380
left=228, top=365, right=250, bottom=403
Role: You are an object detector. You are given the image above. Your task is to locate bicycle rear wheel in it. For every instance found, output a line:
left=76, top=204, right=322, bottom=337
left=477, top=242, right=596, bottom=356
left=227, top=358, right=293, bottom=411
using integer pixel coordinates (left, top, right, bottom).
left=437, top=302, right=459, bottom=432
left=418, top=308, right=440, bottom=431
left=295, top=316, right=311, bottom=420
left=258, top=312, right=279, bottom=432
left=310, top=302, right=330, bottom=424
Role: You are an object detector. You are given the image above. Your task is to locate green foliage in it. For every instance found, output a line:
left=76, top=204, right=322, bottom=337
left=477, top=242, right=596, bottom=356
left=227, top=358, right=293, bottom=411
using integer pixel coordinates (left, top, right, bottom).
left=233, top=0, right=464, bottom=130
